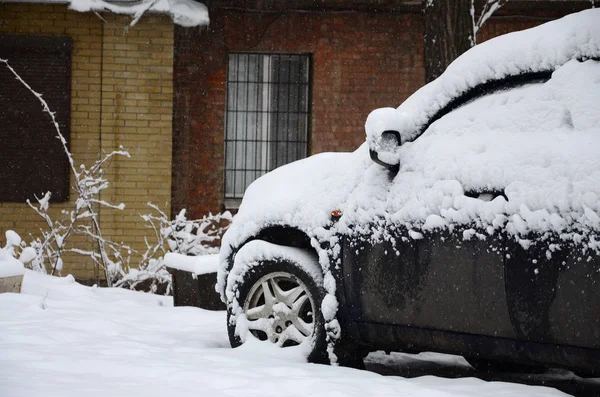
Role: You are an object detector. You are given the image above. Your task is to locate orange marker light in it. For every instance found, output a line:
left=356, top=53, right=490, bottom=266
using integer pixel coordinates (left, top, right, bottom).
left=331, top=209, right=343, bottom=218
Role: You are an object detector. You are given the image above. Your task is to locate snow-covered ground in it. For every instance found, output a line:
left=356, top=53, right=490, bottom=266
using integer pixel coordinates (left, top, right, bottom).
left=0, top=271, right=579, bottom=397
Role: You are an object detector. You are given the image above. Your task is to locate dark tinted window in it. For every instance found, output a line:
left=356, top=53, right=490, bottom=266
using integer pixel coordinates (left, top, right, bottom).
left=0, top=36, right=72, bottom=202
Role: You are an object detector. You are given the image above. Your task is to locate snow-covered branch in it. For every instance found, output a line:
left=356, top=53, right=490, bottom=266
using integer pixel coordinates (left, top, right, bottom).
left=0, top=59, right=79, bottom=179
left=115, top=205, right=232, bottom=294
left=90, top=149, right=130, bottom=174
left=471, top=0, right=509, bottom=45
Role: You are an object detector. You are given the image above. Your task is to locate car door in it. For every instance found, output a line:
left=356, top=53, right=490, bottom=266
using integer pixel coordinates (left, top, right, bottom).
left=505, top=236, right=600, bottom=349
left=343, top=223, right=515, bottom=339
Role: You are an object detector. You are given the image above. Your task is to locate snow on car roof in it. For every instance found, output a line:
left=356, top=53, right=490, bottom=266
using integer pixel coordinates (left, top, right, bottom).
left=353, top=59, right=600, bottom=240
left=218, top=10, right=600, bottom=301
left=366, top=9, right=600, bottom=155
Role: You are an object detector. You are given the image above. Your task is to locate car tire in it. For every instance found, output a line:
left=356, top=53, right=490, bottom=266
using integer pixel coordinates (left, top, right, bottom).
left=334, top=340, right=367, bottom=369
left=227, top=257, right=329, bottom=364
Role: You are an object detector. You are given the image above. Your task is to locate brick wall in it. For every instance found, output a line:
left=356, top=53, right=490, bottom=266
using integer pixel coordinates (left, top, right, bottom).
left=0, top=4, right=174, bottom=282
left=173, top=8, right=424, bottom=217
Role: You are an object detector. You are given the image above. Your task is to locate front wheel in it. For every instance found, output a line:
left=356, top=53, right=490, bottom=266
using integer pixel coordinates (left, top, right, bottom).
left=227, top=251, right=328, bottom=364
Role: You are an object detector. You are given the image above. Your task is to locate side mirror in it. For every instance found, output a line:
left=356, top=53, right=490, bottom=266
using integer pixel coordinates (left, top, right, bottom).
left=369, top=130, right=401, bottom=173
left=365, top=107, right=410, bottom=174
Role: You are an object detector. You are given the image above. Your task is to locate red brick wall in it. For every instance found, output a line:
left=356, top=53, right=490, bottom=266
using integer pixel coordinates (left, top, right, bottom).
left=173, top=8, right=424, bottom=217
left=173, top=3, right=588, bottom=218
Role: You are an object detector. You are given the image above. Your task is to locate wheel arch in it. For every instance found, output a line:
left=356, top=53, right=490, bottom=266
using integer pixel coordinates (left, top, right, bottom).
left=222, top=225, right=321, bottom=296
left=252, top=225, right=314, bottom=251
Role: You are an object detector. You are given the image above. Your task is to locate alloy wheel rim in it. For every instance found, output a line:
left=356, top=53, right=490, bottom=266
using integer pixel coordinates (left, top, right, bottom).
left=243, top=271, right=315, bottom=346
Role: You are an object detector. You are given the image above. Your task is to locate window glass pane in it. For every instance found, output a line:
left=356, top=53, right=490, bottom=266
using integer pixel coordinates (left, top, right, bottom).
left=236, top=54, right=247, bottom=82
left=247, top=83, right=260, bottom=112
left=225, top=170, right=234, bottom=198
left=0, top=36, right=72, bottom=202
left=234, top=170, right=245, bottom=197
left=225, top=141, right=235, bottom=169
left=225, top=53, right=310, bottom=198
left=228, top=54, right=237, bottom=81
left=247, top=54, right=260, bottom=82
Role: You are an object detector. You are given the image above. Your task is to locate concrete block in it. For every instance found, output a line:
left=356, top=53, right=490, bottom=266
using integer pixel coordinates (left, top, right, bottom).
left=0, top=275, right=24, bottom=294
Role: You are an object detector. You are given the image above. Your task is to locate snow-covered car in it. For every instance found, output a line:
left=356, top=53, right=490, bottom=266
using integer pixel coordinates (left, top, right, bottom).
left=217, top=9, right=600, bottom=375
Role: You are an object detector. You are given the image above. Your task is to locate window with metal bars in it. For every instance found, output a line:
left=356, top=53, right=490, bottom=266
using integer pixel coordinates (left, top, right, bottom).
left=225, top=53, right=310, bottom=201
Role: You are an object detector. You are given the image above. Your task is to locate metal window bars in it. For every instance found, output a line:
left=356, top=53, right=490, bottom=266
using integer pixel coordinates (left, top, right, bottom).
left=225, top=53, right=310, bottom=199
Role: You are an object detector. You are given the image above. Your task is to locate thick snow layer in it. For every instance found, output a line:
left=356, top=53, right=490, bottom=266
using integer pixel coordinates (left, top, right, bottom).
left=164, top=252, right=219, bottom=275
left=217, top=149, right=370, bottom=298
left=69, top=0, right=209, bottom=27
left=0, top=271, right=572, bottom=397
left=366, top=9, right=600, bottom=157
left=355, top=58, right=600, bottom=239
left=0, top=253, right=25, bottom=278
left=227, top=240, right=322, bottom=290
left=0, top=231, right=26, bottom=278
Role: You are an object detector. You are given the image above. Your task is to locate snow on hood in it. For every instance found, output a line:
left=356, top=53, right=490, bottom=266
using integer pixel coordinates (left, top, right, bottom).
left=218, top=10, right=600, bottom=300
left=217, top=147, right=372, bottom=296
left=69, top=0, right=209, bottom=27
left=366, top=8, right=600, bottom=163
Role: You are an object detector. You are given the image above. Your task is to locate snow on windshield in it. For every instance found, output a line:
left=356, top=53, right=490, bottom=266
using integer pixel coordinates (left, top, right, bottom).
left=366, top=9, right=600, bottom=159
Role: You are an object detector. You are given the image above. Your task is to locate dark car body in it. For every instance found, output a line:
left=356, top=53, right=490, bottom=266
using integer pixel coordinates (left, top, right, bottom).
left=339, top=226, right=600, bottom=374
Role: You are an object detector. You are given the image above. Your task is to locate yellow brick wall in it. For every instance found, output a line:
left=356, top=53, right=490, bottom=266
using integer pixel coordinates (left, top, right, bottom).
left=0, top=4, right=174, bottom=283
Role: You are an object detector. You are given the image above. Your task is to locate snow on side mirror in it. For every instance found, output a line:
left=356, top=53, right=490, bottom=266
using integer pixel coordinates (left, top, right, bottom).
left=369, top=131, right=401, bottom=173
left=365, top=108, right=414, bottom=173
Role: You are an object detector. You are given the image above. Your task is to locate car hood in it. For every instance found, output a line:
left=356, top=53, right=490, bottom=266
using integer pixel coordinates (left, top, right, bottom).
left=222, top=143, right=372, bottom=246
left=217, top=144, right=374, bottom=293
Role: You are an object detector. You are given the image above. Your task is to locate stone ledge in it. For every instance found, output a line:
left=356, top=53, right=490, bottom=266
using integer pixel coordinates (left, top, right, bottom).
left=168, top=267, right=225, bottom=311
left=0, top=274, right=24, bottom=294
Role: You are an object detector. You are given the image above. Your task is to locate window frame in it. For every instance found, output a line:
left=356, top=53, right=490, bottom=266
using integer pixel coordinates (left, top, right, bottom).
left=223, top=52, right=312, bottom=208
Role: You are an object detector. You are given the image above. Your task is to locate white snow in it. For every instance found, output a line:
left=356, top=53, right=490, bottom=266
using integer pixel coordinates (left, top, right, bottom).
left=228, top=240, right=322, bottom=291
left=5, top=230, right=21, bottom=248
left=0, top=272, right=571, bottom=397
left=0, top=253, right=25, bottom=278
left=68, top=0, right=209, bottom=27
left=376, top=58, right=600, bottom=236
left=0, top=231, right=26, bottom=278
left=164, top=252, right=219, bottom=275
